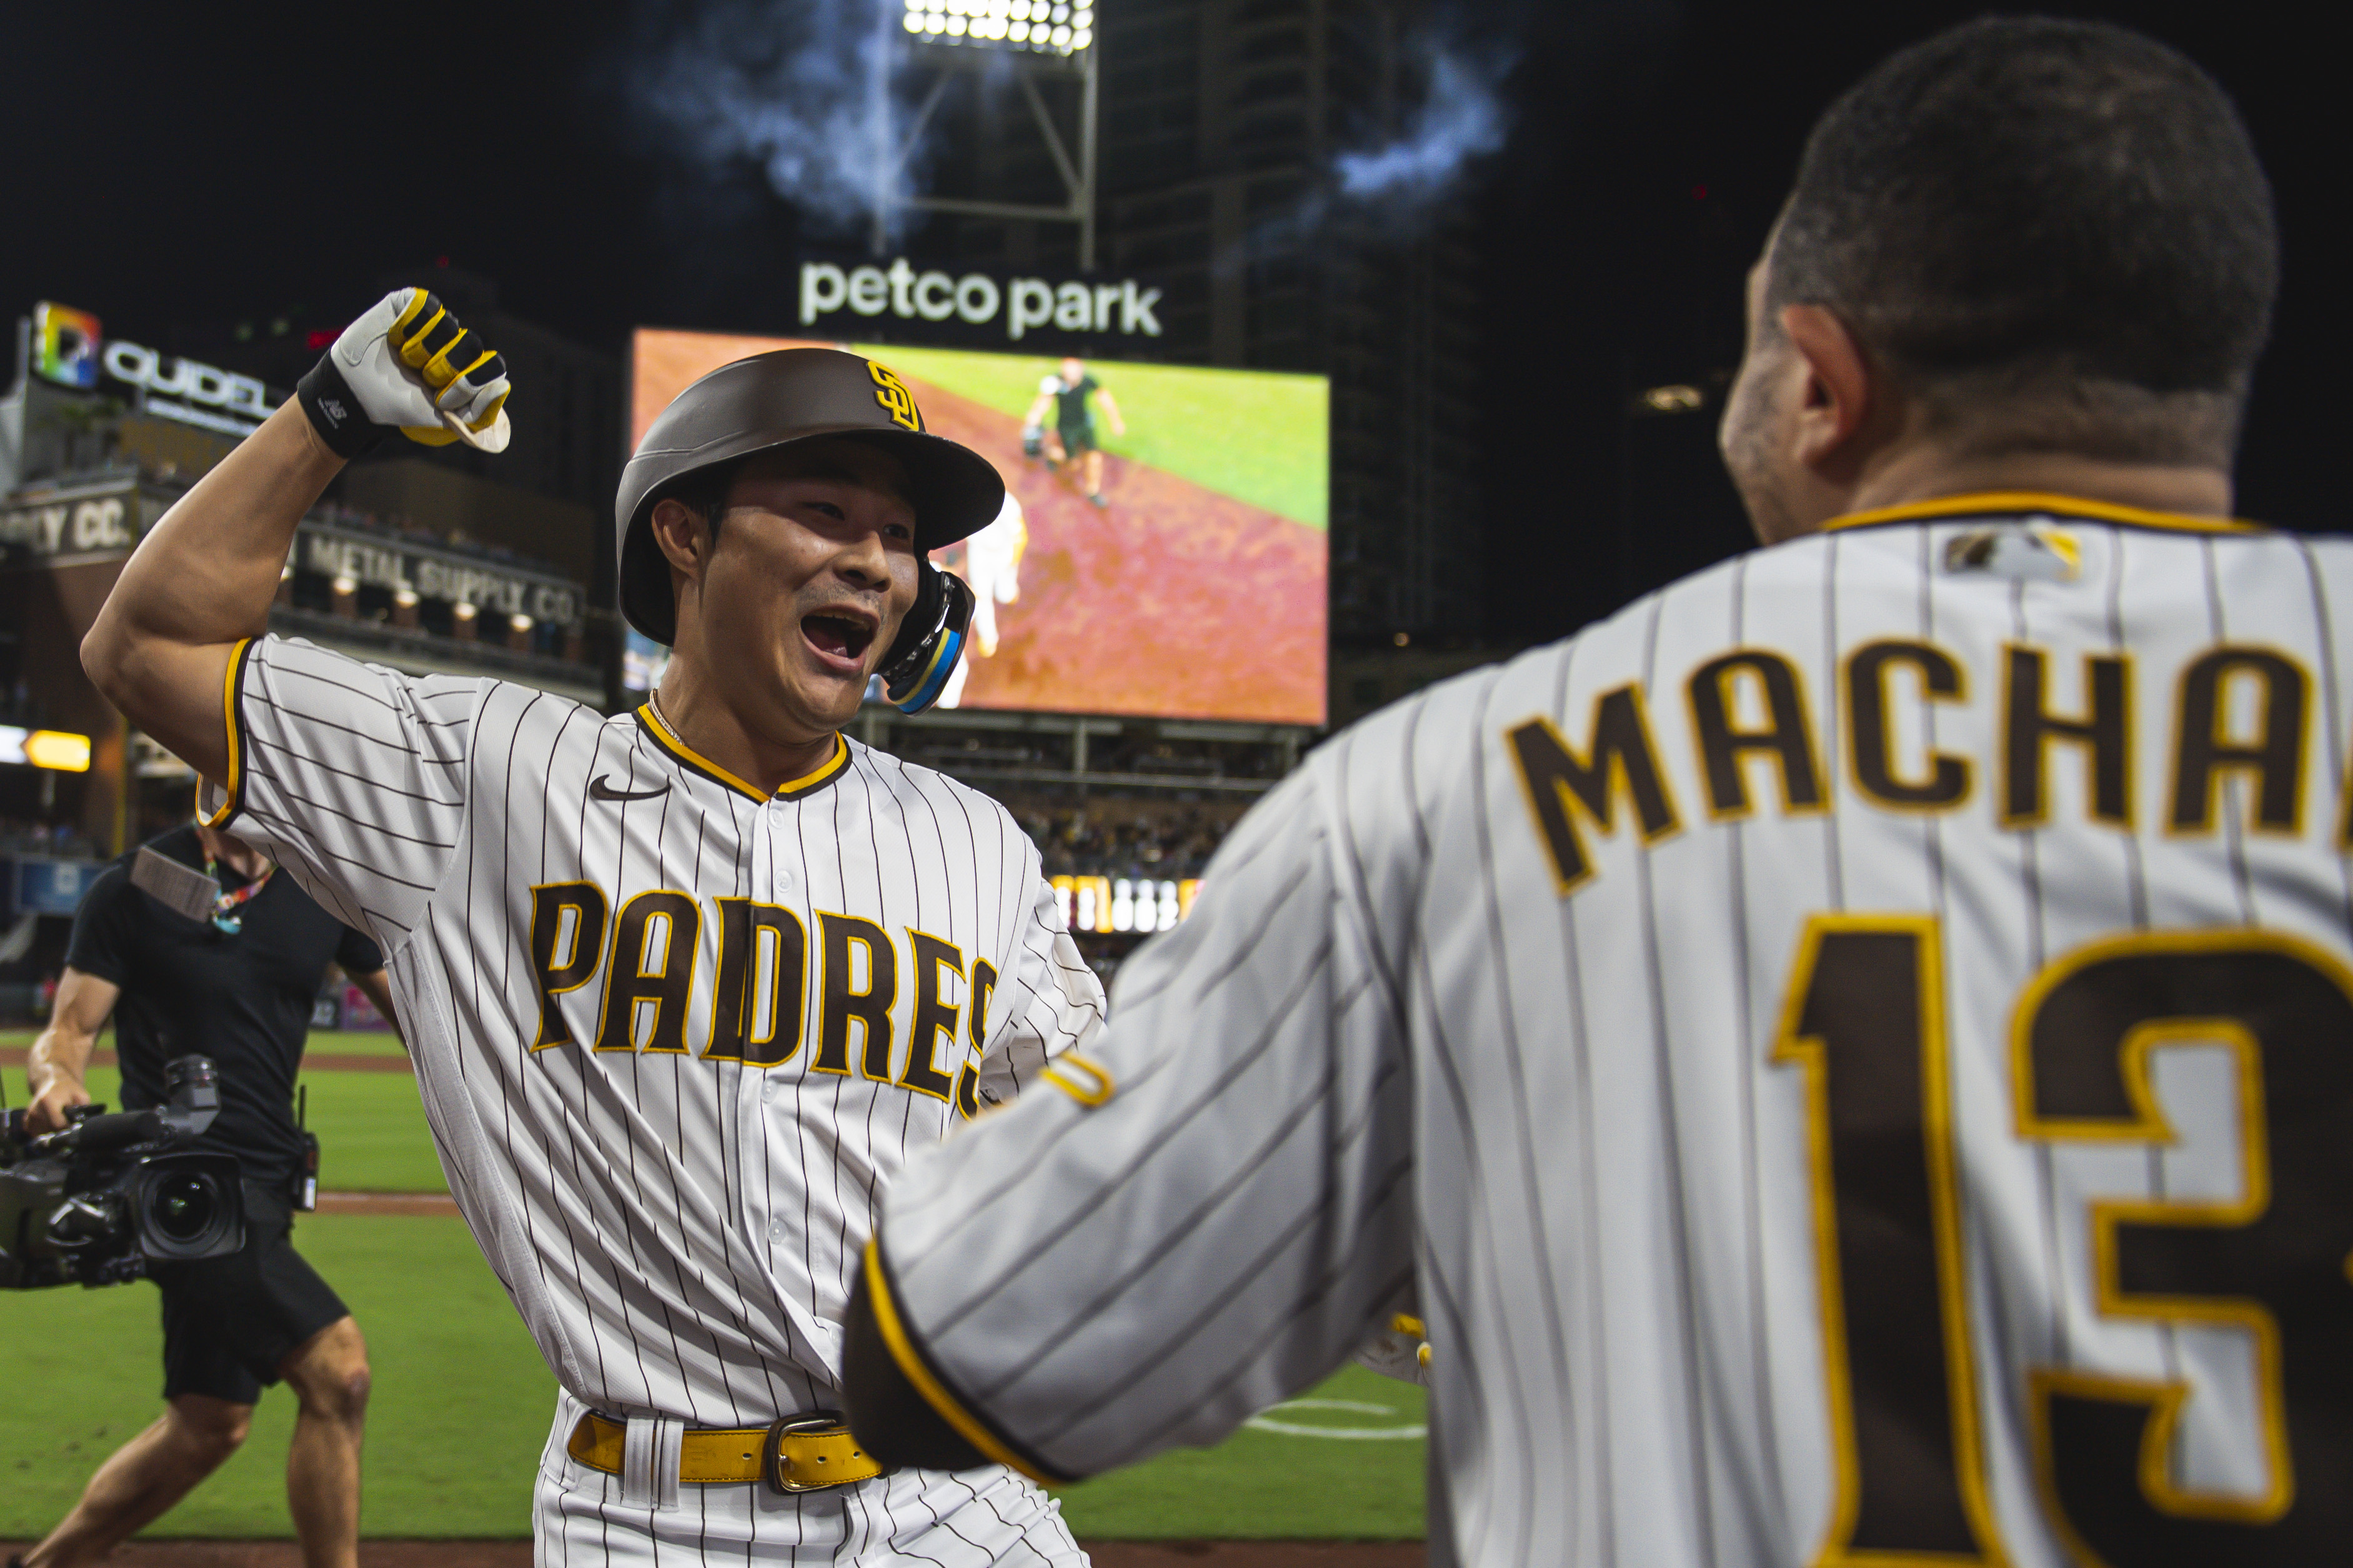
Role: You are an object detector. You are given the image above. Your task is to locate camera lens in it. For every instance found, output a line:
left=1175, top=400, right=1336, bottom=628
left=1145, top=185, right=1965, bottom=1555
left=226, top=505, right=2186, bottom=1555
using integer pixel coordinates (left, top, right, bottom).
left=148, top=1175, right=219, bottom=1243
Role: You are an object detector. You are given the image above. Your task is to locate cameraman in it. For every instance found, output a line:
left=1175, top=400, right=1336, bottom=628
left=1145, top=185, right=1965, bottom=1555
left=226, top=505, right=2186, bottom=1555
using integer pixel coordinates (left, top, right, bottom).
left=12, top=816, right=400, bottom=1568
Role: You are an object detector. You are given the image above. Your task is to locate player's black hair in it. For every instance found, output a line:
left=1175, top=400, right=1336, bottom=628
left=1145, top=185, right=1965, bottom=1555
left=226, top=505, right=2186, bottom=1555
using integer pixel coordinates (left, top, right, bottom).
left=655, top=458, right=745, bottom=538
left=1769, top=17, right=2277, bottom=460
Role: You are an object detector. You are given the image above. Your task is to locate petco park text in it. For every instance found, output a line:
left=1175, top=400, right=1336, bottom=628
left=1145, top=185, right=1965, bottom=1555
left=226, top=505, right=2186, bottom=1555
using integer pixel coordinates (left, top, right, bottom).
left=800, top=258, right=1162, bottom=342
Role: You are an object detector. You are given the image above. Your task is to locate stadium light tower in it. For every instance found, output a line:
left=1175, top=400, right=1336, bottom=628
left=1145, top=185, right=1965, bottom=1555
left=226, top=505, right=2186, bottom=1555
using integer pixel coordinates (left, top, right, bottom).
left=877, top=0, right=1101, bottom=267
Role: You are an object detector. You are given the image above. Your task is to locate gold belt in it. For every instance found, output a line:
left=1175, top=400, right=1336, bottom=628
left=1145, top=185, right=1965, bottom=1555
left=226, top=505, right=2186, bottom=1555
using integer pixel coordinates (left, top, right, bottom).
left=567, top=1411, right=886, bottom=1493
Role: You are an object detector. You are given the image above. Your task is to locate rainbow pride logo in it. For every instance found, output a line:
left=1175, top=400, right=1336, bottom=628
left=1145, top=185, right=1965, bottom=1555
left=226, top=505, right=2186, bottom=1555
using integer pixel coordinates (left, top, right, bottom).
left=33, top=301, right=101, bottom=389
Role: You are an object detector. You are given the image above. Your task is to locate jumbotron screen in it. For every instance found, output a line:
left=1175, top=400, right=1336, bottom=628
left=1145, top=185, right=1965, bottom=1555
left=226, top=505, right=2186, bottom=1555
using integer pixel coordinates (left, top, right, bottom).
left=630, top=329, right=1328, bottom=726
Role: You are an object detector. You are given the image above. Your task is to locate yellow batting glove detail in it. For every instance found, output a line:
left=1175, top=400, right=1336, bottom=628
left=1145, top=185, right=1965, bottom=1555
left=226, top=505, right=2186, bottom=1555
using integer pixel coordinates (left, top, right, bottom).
left=388, top=290, right=440, bottom=356
left=303, top=287, right=512, bottom=457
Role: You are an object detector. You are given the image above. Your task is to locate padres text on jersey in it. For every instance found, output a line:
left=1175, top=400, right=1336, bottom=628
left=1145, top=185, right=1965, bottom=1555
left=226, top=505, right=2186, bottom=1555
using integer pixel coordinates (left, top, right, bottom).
left=874, top=494, right=2352, bottom=1567
left=197, top=638, right=1103, bottom=1440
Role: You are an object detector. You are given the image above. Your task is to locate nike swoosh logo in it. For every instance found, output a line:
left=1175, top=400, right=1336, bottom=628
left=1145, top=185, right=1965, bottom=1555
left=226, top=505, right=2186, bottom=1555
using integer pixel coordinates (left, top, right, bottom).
left=589, top=775, right=671, bottom=803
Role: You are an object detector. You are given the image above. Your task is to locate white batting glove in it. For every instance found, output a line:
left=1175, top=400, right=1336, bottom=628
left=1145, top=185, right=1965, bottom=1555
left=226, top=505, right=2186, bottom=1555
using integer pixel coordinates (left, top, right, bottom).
left=296, top=288, right=512, bottom=456
left=1353, top=1312, right=1431, bottom=1386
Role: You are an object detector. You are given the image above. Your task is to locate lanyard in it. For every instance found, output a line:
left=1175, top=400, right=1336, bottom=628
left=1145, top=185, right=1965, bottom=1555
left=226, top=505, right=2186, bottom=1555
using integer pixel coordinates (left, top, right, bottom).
left=203, top=856, right=274, bottom=935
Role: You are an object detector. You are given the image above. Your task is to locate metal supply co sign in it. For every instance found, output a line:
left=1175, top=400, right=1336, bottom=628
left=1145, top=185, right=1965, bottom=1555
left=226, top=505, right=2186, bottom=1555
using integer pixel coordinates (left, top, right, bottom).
left=0, top=479, right=142, bottom=565
left=297, top=523, right=586, bottom=630
left=798, top=256, right=1163, bottom=347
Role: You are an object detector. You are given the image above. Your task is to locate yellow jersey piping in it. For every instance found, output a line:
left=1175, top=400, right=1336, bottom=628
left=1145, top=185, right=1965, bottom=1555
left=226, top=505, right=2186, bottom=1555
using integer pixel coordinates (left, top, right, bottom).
left=202, top=638, right=256, bottom=828
left=862, top=1238, right=1067, bottom=1486
left=779, top=733, right=853, bottom=799
left=633, top=707, right=850, bottom=803
left=1822, top=490, right=2261, bottom=537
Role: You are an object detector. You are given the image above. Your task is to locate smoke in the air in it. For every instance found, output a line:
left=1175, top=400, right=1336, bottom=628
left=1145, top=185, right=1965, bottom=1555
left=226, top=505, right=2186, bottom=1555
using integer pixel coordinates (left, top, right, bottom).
left=1235, top=36, right=1518, bottom=258
left=625, top=0, right=918, bottom=244
left=1333, top=47, right=1517, bottom=213
left=619, top=1, right=1516, bottom=254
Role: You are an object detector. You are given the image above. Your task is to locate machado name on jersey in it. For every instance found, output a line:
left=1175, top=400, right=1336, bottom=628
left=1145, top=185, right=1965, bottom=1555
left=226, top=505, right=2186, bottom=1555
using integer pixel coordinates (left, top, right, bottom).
left=872, top=493, right=2352, bottom=1567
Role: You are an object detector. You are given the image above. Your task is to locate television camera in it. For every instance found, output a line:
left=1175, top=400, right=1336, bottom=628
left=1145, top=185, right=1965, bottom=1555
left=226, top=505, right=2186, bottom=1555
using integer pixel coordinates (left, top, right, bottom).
left=1, top=1055, right=244, bottom=1288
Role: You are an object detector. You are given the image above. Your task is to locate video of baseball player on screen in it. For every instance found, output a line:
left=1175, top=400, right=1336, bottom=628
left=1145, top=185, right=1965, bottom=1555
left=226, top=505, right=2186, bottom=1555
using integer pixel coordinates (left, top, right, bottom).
left=631, top=329, right=1328, bottom=725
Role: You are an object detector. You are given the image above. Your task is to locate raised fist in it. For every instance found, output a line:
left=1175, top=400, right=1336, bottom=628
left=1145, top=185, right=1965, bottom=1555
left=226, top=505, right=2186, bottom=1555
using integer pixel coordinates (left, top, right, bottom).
left=297, top=288, right=512, bottom=457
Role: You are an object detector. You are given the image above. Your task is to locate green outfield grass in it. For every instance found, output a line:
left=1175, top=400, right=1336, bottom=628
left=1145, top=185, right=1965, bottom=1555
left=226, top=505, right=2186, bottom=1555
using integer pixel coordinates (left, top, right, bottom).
left=2, top=1054, right=1424, bottom=1539
left=1057, top=1364, right=1425, bottom=1538
left=0, top=1214, right=555, bottom=1537
left=852, top=342, right=1330, bottom=530
left=302, top=1071, right=444, bottom=1193
left=307, top=1028, right=410, bottom=1058
left=0, top=1212, right=1423, bottom=1539
left=11, top=1063, right=447, bottom=1194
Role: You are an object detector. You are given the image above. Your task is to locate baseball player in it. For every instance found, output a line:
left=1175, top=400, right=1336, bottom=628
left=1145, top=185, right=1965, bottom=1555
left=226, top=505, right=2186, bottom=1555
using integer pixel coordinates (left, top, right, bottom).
left=16, top=814, right=400, bottom=1568
left=1022, top=360, right=1123, bottom=509
left=81, top=298, right=1105, bottom=1561
left=938, top=483, right=1028, bottom=710
left=842, top=19, right=2351, bottom=1567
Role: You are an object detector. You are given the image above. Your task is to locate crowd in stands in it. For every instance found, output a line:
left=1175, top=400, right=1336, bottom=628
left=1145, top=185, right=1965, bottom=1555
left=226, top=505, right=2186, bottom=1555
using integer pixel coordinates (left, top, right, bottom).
left=1009, top=798, right=1249, bottom=884
left=995, top=798, right=1253, bottom=981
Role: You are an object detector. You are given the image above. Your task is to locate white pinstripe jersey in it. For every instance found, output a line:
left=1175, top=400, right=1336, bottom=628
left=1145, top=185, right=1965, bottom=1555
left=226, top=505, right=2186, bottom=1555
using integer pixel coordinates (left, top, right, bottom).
left=875, top=494, right=2353, bottom=1566
left=200, top=633, right=1104, bottom=1427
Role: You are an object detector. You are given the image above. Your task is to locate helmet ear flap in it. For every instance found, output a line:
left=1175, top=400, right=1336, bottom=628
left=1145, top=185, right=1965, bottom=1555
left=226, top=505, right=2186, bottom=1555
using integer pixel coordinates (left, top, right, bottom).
left=880, top=565, right=974, bottom=716
left=879, top=559, right=943, bottom=673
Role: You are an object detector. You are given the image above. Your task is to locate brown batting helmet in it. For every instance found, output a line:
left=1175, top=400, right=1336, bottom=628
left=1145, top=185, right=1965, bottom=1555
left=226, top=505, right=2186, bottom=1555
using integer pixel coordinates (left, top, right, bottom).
left=614, top=347, right=1004, bottom=645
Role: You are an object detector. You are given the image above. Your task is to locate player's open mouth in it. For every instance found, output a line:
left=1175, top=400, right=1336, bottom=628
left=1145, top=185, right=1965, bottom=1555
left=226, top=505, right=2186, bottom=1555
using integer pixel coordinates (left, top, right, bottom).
left=802, top=610, right=877, bottom=671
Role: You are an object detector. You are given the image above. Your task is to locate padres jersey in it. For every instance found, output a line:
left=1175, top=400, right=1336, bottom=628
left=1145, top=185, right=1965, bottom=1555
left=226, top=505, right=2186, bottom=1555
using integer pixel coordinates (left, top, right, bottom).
left=199, top=634, right=1103, bottom=1427
left=873, top=493, right=2352, bottom=1566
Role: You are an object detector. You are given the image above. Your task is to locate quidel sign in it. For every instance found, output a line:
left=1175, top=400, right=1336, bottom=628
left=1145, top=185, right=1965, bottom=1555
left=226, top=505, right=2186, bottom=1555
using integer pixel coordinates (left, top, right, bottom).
left=797, top=257, right=1163, bottom=347
left=31, top=300, right=277, bottom=438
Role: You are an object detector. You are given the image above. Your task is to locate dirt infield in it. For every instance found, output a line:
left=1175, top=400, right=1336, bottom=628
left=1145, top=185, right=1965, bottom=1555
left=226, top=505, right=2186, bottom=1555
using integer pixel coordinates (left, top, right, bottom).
left=629, top=331, right=1328, bottom=726
left=923, top=385, right=1328, bottom=725
left=1, top=1543, right=1425, bottom=1567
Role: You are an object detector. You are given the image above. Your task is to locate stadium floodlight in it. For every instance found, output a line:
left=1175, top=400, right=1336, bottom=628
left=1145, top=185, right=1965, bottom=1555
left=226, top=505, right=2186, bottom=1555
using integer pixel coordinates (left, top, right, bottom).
left=881, top=0, right=1102, bottom=262
left=902, top=0, right=1094, bottom=54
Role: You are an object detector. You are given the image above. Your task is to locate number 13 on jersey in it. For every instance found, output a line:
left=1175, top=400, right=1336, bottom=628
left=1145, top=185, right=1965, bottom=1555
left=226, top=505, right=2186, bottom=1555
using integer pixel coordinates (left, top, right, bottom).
left=1775, top=915, right=2353, bottom=1566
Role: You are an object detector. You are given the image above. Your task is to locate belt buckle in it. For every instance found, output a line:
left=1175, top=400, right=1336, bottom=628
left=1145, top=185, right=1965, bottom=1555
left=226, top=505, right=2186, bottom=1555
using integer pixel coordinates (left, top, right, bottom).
left=762, top=1412, right=855, bottom=1495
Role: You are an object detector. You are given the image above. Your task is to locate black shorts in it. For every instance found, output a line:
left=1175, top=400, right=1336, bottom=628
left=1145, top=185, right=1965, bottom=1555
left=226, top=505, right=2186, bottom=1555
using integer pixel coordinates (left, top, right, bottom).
left=1057, top=422, right=1098, bottom=455
left=150, top=1181, right=348, bottom=1405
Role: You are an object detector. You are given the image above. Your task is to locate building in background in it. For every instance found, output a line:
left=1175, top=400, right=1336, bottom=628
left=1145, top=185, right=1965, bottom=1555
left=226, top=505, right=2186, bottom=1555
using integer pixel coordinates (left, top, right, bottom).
left=1102, top=0, right=1482, bottom=645
left=887, top=0, right=1483, bottom=645
left=167, top=264, right=625, bottom=622
left=0, top=292, right=616, bottom=1014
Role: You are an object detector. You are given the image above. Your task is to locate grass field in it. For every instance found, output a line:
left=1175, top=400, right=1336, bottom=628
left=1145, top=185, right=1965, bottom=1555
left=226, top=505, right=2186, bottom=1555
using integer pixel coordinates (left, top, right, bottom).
left=1, top=1046, right=1426, bottom=1541
left=306, top=1028, right=410, bottom=1058
left=0, top=1215, right=555, bottom=1536
left=7, top=1058, right=445, bottom=1194
left=850, top=342, right=1330, bottom=530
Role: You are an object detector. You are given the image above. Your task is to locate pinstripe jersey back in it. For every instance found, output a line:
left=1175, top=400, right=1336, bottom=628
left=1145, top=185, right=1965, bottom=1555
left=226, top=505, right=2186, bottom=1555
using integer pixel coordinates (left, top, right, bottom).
left=875, top=495, right=2353, bottom=1566
left=203, top=633, right=1103, bottom=1426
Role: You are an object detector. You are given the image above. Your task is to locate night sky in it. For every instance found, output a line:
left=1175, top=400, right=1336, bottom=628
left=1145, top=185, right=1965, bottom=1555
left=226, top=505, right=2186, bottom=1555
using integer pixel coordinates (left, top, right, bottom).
left=4, top=2, right=2334, bottom=651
